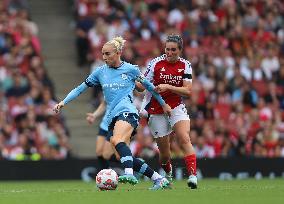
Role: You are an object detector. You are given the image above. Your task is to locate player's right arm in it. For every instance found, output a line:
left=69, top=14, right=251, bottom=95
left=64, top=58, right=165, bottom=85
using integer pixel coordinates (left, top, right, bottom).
left=53, top=82, right=89, bottom=113
left=53, top=69, right=100, bottom=113
left=86, top=101, right=106, bottom=124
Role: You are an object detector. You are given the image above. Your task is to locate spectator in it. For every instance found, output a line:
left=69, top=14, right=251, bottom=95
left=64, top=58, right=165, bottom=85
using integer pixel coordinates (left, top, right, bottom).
left=0, top=0, right=70, bottom=160
left=72, top=0, right=284, bottom=159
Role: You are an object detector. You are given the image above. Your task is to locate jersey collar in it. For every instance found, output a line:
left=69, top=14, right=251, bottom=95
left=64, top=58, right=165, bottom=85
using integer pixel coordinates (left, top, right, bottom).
left=109, top=61, right=124, bottom=69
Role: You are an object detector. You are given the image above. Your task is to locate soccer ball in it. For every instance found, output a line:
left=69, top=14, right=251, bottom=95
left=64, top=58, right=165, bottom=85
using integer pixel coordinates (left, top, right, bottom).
left=95, top=169, right=118, bottom=190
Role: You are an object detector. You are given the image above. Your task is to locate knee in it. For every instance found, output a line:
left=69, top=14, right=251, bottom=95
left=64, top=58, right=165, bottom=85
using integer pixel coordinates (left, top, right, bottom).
left=110, top=136, right=122, bottom=146
left=110, top=137, right=117, bottom=146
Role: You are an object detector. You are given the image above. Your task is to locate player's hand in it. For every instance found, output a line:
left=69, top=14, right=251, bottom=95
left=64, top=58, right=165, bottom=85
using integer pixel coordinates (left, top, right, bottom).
left=86, top=113, right=96, bottom=124
left=162, top=104, right=172, bottom=117
left=53, top=101, right=64, bottom=113
left=155, top=84, right=170, bottom=93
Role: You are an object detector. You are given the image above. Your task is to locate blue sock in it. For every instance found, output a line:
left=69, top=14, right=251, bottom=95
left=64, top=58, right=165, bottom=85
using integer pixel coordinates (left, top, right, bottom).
left=115, top=142, right=133, bottom=169
left=133, top=157, right=154, bottom=178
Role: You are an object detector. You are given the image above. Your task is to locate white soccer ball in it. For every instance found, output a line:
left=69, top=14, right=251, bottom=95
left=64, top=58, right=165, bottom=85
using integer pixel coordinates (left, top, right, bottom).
left=95, top=169, right=118, bottom=190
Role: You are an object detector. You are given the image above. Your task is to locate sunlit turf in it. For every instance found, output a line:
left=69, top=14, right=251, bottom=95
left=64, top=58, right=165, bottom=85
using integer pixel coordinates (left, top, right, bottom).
left=0, top=179, right=283, bottom=204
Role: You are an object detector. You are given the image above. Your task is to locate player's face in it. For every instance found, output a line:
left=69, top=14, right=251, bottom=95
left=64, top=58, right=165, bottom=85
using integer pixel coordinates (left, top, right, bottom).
left=102, top=44, right=121, bottom=67
left=165, top=42, right=181, bottom=63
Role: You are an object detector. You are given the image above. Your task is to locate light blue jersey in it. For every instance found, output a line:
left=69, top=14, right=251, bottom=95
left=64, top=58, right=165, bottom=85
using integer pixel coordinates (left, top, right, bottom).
left=99, top=106, right=109, bottom=131
left=62, top=61, right=166, bottom=130
left=85, top=62, right=140, bottom=127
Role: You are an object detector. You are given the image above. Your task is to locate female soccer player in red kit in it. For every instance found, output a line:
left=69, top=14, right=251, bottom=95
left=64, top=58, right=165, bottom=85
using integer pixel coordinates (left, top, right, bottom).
left=137, top=35, right=197, bottom=189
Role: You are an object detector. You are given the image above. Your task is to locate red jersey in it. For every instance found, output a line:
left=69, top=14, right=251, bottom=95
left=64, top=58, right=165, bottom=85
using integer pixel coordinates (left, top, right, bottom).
left=141, top=54, right=192, bottom=114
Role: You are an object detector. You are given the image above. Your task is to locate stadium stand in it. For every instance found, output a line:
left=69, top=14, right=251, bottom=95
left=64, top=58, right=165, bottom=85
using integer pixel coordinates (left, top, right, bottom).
left=0, top=0, right=71, bottom=160
left=73, top=0, right=284, bottom=158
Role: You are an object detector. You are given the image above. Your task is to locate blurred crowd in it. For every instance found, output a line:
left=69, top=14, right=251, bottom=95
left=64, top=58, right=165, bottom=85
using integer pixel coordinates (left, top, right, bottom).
left=0, top=0, right=70, bottom=160
left=74, top=0, right=284, bottom=159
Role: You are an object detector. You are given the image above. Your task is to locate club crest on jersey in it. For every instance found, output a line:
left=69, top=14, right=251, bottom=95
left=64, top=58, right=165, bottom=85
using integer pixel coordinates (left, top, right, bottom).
left=121, top=73, right=128, bottom=80
left=160, top=67, right=165, bottom=72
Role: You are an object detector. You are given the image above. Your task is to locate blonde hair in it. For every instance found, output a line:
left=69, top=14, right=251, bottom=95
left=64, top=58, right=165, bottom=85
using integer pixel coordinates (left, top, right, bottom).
left=105, top=36, right=126, bottom=52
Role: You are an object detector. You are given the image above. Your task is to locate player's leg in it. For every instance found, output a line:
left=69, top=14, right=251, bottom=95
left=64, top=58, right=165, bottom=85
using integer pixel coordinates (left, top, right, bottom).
left=171, top=104, right=197, bottom=189
left=107, top=121, right=169, bottom=189
left=102, top=140, right=118, bottom=162
left=156, top=136, right=173, bottom=181
left=132, top=157, right=170, bottom=190
left=104, top=137, right=132, bottom=162
left=101, top=144, right=170, bottom=189
left=96, top=132, right=109, bottom=171
left=109, top=114, right=139, bottom=185
left=148, top=114, right=173, bottom=181
left=173, top=120, right=197, bottom=189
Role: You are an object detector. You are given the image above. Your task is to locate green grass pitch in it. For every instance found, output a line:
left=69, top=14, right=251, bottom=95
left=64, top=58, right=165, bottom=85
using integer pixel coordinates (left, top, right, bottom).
left=0, top=179, right=283, bottom=204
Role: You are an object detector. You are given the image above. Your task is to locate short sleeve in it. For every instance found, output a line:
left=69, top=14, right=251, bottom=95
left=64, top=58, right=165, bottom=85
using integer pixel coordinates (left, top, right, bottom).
left=183, top=60, right=193, bottom=83
left=85, top=68, right=100, bottom=87
left=131, top=65, right=142, bottom=80
left=144, top=59, right=156, bottom=81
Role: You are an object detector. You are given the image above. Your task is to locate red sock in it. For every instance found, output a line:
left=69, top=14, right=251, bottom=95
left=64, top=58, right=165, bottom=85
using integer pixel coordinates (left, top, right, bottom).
left=184, top=154, right=197, bottom=176
left=161, top=160, right=172, bottom=173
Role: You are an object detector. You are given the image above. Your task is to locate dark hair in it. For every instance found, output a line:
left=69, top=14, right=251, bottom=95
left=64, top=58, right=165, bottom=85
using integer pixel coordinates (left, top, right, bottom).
left=166, top=34, right=183, bottom=50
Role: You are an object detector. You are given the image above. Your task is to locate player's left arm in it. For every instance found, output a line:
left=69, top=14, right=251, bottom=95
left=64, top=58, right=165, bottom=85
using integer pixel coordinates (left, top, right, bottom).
left=155, top=60, right=192, bottom=97
left=155, top=80, right=192, bottom=97
left=136, top=75, right=172, bottom=116
left=136, top=75, right=166, bottom=106
left=135, top=81, right=145, bottom=92
left=135, top=60, right=155, bottom=92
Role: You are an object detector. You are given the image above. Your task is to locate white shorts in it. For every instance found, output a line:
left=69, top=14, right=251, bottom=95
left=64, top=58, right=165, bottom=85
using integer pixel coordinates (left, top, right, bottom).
left=148, top=103, right=190, bottom=138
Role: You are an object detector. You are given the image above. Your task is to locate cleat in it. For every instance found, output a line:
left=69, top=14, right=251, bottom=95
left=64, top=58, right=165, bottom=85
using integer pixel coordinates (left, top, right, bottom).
left=165, top=171, right=173, bottom=183
left=118, top=174, right=138, bottom=185
left=187, top=175, right=197, bottom=189
left=149, top=177, right=171, bottom=190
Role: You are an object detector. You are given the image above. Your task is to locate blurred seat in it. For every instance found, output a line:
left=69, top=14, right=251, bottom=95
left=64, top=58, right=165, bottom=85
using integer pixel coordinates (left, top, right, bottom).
left=251, top=80, right=268, bottom=97
left=214, top=103, right=231, bottom=120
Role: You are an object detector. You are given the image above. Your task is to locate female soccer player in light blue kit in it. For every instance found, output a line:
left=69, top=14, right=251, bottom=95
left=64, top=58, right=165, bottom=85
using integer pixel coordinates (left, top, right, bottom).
left=54, top=36, right=171, bottom=190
